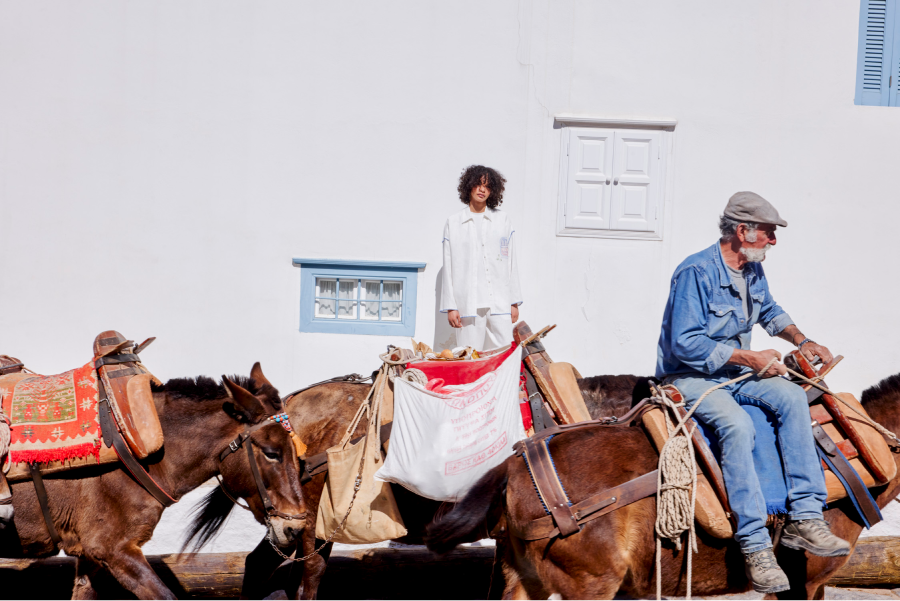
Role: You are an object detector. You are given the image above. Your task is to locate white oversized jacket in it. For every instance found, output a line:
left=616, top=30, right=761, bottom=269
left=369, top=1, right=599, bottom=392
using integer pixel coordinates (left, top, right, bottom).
left=440, top=207, right=523, bottom=317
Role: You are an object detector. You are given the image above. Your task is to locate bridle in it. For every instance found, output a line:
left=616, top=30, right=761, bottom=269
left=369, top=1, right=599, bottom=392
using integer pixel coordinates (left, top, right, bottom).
left=217, top=411, right=306, bottom=522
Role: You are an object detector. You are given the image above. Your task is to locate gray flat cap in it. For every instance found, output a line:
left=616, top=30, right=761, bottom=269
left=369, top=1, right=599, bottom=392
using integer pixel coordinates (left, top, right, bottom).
left=724, top=191, right=787, bottom=227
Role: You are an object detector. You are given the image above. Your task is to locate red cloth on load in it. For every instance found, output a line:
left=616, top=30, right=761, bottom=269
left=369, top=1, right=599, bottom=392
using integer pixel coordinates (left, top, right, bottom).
left=406, top=343, right=518, bottom=386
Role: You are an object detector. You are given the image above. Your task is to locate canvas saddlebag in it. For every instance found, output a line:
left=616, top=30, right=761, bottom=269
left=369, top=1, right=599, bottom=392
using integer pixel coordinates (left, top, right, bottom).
left=316, top=368, right=407, bottom=544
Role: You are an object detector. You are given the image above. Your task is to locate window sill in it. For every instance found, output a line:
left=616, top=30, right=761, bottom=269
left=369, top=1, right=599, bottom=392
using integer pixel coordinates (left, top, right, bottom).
left=556, top=227, right=663, bottom=241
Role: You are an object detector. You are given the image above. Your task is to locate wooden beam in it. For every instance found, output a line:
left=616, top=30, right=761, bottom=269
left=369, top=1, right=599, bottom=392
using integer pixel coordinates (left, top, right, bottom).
left=828, top=536, right=900, bottom=587
left=1, top=538, right=898, bottom=598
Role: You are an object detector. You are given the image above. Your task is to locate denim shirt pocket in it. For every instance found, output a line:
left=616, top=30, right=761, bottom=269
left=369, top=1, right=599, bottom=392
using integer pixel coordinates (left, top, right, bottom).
left=748, top=291, right=765, bottom=325
left=707, top=302, right=738, bottom=340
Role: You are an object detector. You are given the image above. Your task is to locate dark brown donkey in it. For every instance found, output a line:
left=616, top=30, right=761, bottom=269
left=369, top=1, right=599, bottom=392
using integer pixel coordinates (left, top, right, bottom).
left=184, top=374, right=653, bottom=599
left=425, top=372, right=900, bottom=600
left=0, top=363, right=306, bottom=600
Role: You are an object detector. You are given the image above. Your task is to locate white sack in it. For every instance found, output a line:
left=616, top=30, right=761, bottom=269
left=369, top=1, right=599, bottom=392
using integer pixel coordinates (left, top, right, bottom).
left=375, top=345, right=526, bottom=501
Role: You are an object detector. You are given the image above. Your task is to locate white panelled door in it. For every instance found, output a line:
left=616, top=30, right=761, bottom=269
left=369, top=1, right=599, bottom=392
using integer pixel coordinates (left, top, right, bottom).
left=564, top=128, right=614, bottom=230
left=559, top=125, right=665, bottom=238
left=610, top=130, right=661, bottom=232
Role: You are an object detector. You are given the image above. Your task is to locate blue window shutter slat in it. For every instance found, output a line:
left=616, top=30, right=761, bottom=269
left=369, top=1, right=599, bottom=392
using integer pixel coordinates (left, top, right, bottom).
left=855, top=0, right=896, bottom=106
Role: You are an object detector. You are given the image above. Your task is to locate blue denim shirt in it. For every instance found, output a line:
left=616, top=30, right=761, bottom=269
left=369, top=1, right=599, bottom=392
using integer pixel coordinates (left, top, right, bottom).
left=656, top=242, right=794, bottom=379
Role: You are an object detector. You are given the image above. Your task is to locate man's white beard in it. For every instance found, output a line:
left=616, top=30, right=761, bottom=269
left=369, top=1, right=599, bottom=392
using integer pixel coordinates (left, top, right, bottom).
left=740, top=244, right=772, bottom=263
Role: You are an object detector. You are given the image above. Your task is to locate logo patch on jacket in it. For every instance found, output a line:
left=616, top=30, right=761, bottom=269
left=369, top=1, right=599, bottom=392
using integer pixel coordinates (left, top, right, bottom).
left=500, top=237, right=509, bottom=257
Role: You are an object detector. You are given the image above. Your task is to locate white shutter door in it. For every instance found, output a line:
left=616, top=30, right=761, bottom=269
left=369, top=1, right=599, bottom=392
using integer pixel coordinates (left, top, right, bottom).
left=564, top=127, right=614, bottom=230
left=609, top=130, right=661, bottom=232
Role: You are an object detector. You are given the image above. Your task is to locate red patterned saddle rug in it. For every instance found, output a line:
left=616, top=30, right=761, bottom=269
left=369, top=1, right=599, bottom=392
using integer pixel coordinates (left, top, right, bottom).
left=0, top=363, right=102, bottom=465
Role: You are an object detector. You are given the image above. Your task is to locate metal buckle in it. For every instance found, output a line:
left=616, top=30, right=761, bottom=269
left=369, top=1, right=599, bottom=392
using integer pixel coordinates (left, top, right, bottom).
left=229, top=439, right=241, bottom=453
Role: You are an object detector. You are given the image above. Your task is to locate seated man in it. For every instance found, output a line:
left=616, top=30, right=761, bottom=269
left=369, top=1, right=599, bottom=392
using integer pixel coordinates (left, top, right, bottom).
left=656, top=192, right=850, bottom=594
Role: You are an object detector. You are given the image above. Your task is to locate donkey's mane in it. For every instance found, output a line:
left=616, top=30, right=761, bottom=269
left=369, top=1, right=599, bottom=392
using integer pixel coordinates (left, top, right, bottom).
left=861, top=372, right=900, bottom=414
left=151, top=374, right=281, bottom=407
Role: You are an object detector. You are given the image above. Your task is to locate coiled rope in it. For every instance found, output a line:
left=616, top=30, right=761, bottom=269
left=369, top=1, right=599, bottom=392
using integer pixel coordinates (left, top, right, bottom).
left=654, top=358, right=777, bottom=601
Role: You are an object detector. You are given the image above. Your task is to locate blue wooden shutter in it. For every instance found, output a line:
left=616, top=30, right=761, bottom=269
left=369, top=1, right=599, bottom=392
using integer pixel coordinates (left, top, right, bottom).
left=855, top=0, right=897, bottom=106
left=892, top=7, right=900, bottom=105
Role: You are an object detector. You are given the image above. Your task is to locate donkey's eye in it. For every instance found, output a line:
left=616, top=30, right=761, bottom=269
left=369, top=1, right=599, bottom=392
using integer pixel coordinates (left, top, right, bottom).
left=261, top=448, right=282, bottom=462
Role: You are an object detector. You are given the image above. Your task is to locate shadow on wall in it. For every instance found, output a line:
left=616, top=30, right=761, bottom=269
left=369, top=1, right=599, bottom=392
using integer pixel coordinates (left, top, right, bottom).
left=433, top=266, right=456, bottom=352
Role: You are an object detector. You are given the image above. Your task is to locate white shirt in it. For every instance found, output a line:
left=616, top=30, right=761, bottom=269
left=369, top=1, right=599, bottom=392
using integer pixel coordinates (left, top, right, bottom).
left=440, top=207, right=523, bottom=317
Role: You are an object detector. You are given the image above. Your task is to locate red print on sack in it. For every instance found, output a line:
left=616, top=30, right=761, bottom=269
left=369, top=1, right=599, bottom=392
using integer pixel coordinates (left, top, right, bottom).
left=435, top=372, right=497, bottom=410
left=444, top=432, right=508, bottom=475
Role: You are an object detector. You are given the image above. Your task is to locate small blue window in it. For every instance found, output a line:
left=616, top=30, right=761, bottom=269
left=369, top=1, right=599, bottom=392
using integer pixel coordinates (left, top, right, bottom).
left=294, top=259, right=425, bottom=336
left=855, top=0, right=900, bottom=106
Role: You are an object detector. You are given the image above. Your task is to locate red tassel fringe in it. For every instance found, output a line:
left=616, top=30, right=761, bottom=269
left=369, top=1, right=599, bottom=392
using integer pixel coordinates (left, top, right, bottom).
left=10, top=442, right=101, bottom=466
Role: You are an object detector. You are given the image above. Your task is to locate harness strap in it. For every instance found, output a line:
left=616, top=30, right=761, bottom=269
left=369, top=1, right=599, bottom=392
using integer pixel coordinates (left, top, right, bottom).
left=28, top=463, right=62, bottom=548
left=521, top=437, right=580, bottom=537
left=521, top=397, right=655, bottom=446
left=280, top=373, right=373, bottom=405
left=98, top=390, right=175, bottom=507
left=510, top=470, right=659, bottom=540
left=245, top=433, right=277, bottom=516
left=811, top=421, right=882, bottom=527
left=94, top=353, right=141, bottom=368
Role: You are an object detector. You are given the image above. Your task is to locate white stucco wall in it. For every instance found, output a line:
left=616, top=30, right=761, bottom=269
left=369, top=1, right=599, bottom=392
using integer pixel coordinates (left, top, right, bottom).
left=2, top=1, right=899, bottom=553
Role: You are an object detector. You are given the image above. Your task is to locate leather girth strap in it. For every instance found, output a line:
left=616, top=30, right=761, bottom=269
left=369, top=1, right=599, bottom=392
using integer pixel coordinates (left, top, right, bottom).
left=521, top=436, right=580, bottom=537
left=98, top=383, right=175, bottom=507
left=811, top=422, right=882, bottom=527
left=28, top=463, right=62, bottom=548
left=512, top=469, right=660, bottom=541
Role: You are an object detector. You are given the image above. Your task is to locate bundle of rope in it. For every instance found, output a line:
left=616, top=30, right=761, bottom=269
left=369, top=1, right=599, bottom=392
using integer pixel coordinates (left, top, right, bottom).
left=653, top=358, right=777, bottom=601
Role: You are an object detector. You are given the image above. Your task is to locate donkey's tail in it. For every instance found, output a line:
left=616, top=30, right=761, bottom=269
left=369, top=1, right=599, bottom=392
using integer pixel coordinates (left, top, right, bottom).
left=424, top=457, right=510, bottom=555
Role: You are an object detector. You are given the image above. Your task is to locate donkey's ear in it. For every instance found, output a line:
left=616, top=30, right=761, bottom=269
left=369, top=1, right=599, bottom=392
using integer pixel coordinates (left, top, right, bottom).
left=221, top=375, right=266, bottom=424
left=249, top=362, right=273, bottom=389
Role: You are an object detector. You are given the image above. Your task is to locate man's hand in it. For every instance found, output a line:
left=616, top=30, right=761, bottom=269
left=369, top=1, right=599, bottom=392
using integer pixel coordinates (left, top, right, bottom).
left=447, top=310, right=462, bottom=328
left=511, top=304, right=519, bottom=323
left=800, top=341, right=833, bottom=365
left=777, top=325, right=834, bottom=365
left=728, top=348, right=787, bottom=378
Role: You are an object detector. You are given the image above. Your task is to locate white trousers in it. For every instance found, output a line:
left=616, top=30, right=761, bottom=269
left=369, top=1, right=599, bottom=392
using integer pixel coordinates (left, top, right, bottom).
left=455, top=308, right=513, bottom=352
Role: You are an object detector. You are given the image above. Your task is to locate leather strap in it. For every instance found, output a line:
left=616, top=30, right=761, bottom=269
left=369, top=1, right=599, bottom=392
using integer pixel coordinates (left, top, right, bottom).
left=523, top=367, right=548, bottom=432
left=0, top=363, right=24, bottom=375
left=245, top=434, right=277, bottom=516
left=28, top=463, right=62, bottom=548
left=98, top=392, right=176, bottom=507
left=511, top=469, right=659, bottom=540
left=522, top=437, right=580, bottom=537
left=94, top=353, right=141, bottom=368
left=280, top=373, right=373, bottom=405
left=811, top=422, right=882, bottom=527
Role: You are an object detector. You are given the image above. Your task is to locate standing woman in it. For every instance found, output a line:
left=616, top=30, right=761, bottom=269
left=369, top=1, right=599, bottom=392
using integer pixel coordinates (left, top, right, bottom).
left=440, top=165, right=523, bottom=351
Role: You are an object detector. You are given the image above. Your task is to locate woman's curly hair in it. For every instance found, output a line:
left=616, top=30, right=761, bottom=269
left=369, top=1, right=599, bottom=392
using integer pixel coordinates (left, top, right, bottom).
left=457, top=165, right=506, bottom=210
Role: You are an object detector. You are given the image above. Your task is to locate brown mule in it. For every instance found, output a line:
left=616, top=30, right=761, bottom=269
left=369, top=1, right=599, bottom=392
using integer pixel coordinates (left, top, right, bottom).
left=0, top=362, right=306, bottom=600
left=425, top=372, right=900, bottom=600
left=183, top=373, right=653, bottom=599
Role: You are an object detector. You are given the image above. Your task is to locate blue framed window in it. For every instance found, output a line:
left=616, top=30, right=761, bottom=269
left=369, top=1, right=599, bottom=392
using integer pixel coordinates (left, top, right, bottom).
left=855, top=0, right=900, bottom=106
left=294, top=259, right=425, bottom=336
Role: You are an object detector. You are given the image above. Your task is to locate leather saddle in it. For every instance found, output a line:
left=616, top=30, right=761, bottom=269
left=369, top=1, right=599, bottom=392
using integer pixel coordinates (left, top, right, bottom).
left=643, top=351, right=894, bottom=538
left=0, top=330, right=164, bottom=482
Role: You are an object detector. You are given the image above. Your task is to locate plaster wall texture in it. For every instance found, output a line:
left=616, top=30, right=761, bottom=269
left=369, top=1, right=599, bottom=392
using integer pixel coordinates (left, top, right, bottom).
left=2, top=1, right=899, bottom=553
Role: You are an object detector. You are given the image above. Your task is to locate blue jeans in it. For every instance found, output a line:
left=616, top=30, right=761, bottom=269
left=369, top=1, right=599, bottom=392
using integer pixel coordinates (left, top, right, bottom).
left=670, top=369, right=827, bottom=553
